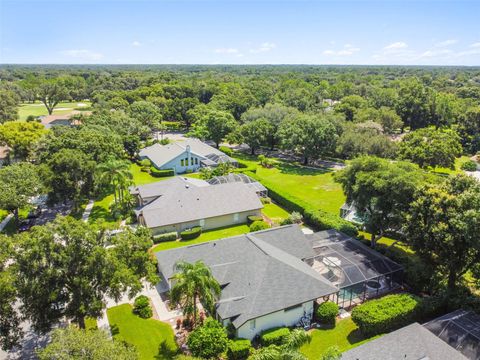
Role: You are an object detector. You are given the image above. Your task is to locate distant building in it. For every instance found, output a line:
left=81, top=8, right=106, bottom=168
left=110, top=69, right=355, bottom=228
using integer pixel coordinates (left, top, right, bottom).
left=130, top=176, right=262, bottom=235
left=38, top=111, right=87, bottom=129
left=138, top=138, right=237, bottom=174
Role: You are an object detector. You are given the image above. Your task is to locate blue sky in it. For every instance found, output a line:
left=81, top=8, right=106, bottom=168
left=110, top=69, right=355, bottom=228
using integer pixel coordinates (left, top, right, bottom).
left=1, top=0, right=479, bottom=65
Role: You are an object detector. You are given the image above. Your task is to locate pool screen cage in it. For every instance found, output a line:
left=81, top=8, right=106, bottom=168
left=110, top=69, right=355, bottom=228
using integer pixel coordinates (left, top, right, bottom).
left=207, top=173, right=268, bottom=197
left=305, top=229, right=404, bottom=309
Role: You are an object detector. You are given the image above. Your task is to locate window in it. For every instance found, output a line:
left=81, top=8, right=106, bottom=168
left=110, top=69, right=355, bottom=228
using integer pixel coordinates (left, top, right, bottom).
left=181, top=159, right=184, bottom=166
left=199, top=219, right=205, bottom=227
left=185, top=158, right=189, bottom=166
left=250, top=319, right=256, bottom=330
left=195, top=158, right=198, bottom=165
left=233, top=213, right=240, bottom=223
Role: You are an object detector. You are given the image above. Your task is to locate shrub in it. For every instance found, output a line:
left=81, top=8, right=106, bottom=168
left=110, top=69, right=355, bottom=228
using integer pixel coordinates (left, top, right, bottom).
left=139, top=159, right=151, bottom=172
left=133, top=295, right=152, bottom=319
left=163, top=121, right=183, bottom=131
left=226, top=339, right=251, bottom=360
left=219, top=146, right=233, bottom=157
left=152, top=232, right=178, bottom=243
left=260, top=197, right=272, bottom=204
left=247, top=215, right=263, bottom=225
left=249, top=221, right=270, bottom=232
left=159, top=138, right=170, bottom=145
left=316, top=301, right=339, bottom=325
left=245, top=171, right=358, bottom=236
left=187, top=318, right=228, bottom=359
left=280, top=211, right=303, bottom=225
left=260, top=327, right=290, bottom=346
left=150, top=167, right=174, bottom=178
left=351, top=294, right=421, bottom=336
left=461, top=160, right=477, bottom=171
left=180, top=226, right=202, bottom=240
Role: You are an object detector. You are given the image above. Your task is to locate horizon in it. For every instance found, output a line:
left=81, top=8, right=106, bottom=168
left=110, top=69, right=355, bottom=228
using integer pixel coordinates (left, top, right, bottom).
left=1, top=0, right=479, bottom=66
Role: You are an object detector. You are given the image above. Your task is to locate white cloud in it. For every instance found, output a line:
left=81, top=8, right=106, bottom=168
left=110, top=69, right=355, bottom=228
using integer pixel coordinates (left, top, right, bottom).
left=132, top=41, right=142, bottom=47
left=61, top=49, right=103, bottom=61
left=323, top=44, right=360, bottom=56
left=214, top=48, right=240, bottom=54
left=383, top=42, right=408, bottom=50
left=419, top=49, right=453, bottom=58
left=249, top=42, right=276, bottom=53
left=469, top=42, right=480, bottom=48
left=456, top=48, right=480, bottom=57
left=434, top=39, right=457, bottom=47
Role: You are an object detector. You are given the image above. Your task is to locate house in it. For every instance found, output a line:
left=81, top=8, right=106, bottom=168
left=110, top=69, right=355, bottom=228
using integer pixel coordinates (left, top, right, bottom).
left=138, top=138, right=237, bottom=174
left=155, top=225, right=403, bottom=340
left=38, top=111, right=87, bottom=129
left=342, top=322, right=469, bottom=360
left=130, top=176, right=263, bottom=235
left=155, top=225, right=338, bottom=340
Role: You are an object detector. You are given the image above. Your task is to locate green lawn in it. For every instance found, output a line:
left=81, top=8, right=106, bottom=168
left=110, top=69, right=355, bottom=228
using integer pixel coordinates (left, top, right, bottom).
left=107, top=303, right=177, bottom=360
left=235, top=153, right=345, bottom=215
left=85, top=317, right=98, bottom=331
left=18, top=101, right=92, bottom=120
left=432, top=155, right=471, bottom=176
left=262, top=202, right=290, bottom=224
left=151, top=223, right=250, bottom=252
left=300, top=318, right=377, bottom=359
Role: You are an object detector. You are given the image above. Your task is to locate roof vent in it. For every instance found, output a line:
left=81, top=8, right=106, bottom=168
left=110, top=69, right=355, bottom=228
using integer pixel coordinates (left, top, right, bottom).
left=185, top=184, right=189, bottom=189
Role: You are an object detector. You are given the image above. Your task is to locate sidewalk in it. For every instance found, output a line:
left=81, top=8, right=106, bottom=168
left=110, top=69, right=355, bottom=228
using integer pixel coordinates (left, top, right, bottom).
left=82, top=199, right=95, bottom=222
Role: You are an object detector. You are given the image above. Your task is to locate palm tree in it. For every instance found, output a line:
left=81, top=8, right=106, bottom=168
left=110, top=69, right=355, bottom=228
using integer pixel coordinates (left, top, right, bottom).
left=96, top=158, right=133, bottom=204
left=250, top=329, right=312, bottom=360
left=170, top=261, right=221, bottom=327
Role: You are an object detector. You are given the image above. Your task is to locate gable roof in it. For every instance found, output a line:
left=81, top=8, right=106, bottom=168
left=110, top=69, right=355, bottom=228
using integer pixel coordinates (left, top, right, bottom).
left=342, top=322, right=468, bottom=360
left=138, top=138, right=235, bottom=168
left=155, top=225, right=337, bottom=329
left=133, top=177, right=263, bottom=228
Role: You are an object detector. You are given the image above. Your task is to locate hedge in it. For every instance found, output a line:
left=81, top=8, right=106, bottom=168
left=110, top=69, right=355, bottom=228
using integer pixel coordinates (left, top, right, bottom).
left=180, top=226, right=202, bottom=240
left=351, top=294, right=421, bottom=337
left=245, top=171, right=358, bottom=236
left=152, top=232, right=178, bottom=243
left=316, top=301, right=339, bottom=325
left=219, top=146, right=233, bottom=157
left=461, top=160, right=477, bottom=171
left=133, top=295, right=153, bottom=319
left=226, top=339, right=251, bottom=360
left=150, top=167, right=174, bottom=178
left=247, top=215, right=263, bottom=225
left=163, top=121, right=184, bottom=131
left=249, top=221, right=270, bottom=232
left=260, top=327, right=290, bottom=346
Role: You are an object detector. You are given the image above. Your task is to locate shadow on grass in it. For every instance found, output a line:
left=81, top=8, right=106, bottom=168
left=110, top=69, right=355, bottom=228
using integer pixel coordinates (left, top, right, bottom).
left=88, top=206, right=116, bottom=223
left=155, top=340, right=179, bottom=360
left=110, top=324, right=120, bottom=336
left=346, top=328, right=367, bottom=346
left=276, top=162, right=332, bottom=176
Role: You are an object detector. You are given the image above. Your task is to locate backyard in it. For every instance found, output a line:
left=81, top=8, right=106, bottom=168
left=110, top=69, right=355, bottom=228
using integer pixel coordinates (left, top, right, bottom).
left=107, top=304, right=177, bottom=360
left=300, top=317, right=377, bottom=359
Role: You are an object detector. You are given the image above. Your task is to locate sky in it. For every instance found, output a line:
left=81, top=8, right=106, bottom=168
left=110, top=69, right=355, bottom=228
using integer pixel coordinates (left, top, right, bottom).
left=0, top=0, right=479, bottom=65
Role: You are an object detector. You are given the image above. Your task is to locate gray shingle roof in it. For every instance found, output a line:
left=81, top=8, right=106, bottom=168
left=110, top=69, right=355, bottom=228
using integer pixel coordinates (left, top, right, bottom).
left=134, top=177, right=263, bottom=228
left=342, top=322, right=468, bottom=360
left=139, top=138, right=235, bottom=168
left=155, top=225, right=337, bottom=328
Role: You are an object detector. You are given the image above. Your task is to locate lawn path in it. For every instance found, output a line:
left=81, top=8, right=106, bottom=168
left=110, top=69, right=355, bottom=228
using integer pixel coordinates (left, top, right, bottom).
left=81, top=199, right=95, bottom=222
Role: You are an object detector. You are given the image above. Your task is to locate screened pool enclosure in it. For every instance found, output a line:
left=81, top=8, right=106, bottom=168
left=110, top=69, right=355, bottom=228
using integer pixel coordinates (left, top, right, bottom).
left=207, top=173, right=268, bottom=197
left=305, top=230, right=404, bottom=308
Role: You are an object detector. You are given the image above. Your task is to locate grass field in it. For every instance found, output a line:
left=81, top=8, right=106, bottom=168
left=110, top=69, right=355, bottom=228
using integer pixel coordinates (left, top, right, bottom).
left=151, top=223, right=250, bottom=252
left=300, top=318, right=377, bottom=359
left=18, top=101, right=92, bottom=120
left=262, top=202, right=290, bottom=224
left=107, top=304, right=177, bottom=360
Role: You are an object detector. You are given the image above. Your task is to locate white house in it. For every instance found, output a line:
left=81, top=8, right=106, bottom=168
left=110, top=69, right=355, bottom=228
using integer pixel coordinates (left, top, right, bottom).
left=138, top=138, right=237, bottom=174
left=155, top=225, right=338, bottom=340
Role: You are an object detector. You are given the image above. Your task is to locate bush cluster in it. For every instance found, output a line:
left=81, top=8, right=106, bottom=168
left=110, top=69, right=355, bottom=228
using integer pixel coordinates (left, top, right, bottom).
left=163, top=121, right=183, bottom=131
left=260, top=327, right=290, bottom=346
left=245, top=171, right=358, bottom=236
left=187, top=318, right=228, bottom=359
left=249, top=220, right=270, bottom=232
left=219, top=146, right=233, bottom=156
left=280, top=211, right=303, bottom=225
left=150, top=167, right=175, bottom=177
left=316, top=301, right=339, bottom=325
left=260, top=197, right=272, bottom=204
left=247, top=215, right=263, bottom=225
left=351, top=294, right=421, bottom=336
left=461, top=160, right=478, bottom=171
left=133, top=295, right=153, bottom=319
left=152, top=232, right=178, bottom=243
left=180, top=226, right=202, bottom=240
left=226, top=339, right=252, bottom=360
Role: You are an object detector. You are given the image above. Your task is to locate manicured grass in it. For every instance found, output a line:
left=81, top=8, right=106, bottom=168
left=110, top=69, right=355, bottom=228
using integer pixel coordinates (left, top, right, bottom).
left=151, top=224, right=250, bottom=252
left=18, top=101, right=92, bottom=120
left=107, top=303, right=177, bottom=360
left=300, top=318, right=377, bottom=359
left=237, top=154, right=346, bottom=215
left=130, top=163, right=164, bottom=186
left=262, top=202, right=290, bottom=224
left=432, top=155, right=471, bottom=175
